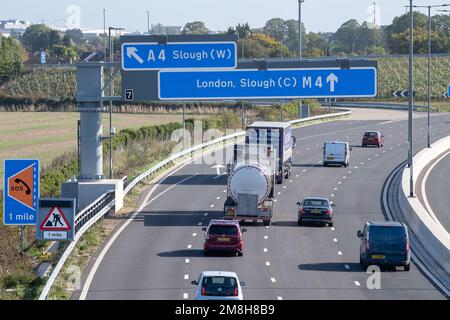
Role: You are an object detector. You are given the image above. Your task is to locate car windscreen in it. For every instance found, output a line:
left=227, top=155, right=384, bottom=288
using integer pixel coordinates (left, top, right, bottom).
left=303, top=199, right=329, bottom=207
left=369, top=226, right=406, bottom=244
left=202, top=276, right=237, bottom=296
left=364, top=132, right=378, bottom=138
left=208, top=225, right=238, bottom=236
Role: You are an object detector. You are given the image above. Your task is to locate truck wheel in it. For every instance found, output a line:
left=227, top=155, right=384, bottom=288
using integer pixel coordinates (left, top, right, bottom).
left=323, top=162, right=328, bottom=167
left=276, top=177, right=283, bottom=184
left=263, top=220, right=271, bottom=227
left=297, top=219, right=303, bottom=226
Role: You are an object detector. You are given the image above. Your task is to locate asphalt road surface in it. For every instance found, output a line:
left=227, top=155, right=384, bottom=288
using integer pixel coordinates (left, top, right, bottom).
left=78, top=108, right=450, bottom=300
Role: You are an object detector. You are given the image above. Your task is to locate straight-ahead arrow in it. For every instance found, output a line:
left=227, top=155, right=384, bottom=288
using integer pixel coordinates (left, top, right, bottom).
left=126, top=47, right=144, bottom=64
left=327, top=73, right=338, bottom=92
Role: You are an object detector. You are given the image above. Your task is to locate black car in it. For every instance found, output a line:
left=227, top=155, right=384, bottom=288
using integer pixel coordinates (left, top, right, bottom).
left=297, top=197, right=335, bottom=227
left=357, top=221, right=410, bottom=271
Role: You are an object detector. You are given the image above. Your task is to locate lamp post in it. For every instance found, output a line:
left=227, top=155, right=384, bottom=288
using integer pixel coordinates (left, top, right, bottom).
left=108, top=27, right=124, bottom=179
left=146, top=11, right=150, bottom=35
left=298, top=0, right=305, bottom=118
left=408, top=0, right=414, bottom=197
left=409, top=4, right=450, bottom=148
left=298, top=0, right=304, bottom=59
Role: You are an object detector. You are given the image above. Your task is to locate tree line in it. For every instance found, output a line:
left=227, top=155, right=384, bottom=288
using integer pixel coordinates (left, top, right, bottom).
left=1, top=11, right=450, bottom=83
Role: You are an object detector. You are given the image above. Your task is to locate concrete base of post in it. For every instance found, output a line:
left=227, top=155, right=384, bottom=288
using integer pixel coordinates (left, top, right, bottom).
left=62, top=179, right=124, bottom=213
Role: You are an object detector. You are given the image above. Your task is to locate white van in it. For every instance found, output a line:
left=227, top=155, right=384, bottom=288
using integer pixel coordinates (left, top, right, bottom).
left=323, top=141, right=351, bottom=167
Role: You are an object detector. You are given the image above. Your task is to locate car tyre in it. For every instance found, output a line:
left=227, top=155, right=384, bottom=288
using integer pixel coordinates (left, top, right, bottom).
left=263, top=219, right=271, bottom=227
left=404, top=263, right=410, bottom=271
left=323, top=162, right=328, bottom=167
left=298, top=219, right=303, bottom=226
left=328, top=221, right=334, bottom=227
left=203, top=250, right=209, bottom=256
left=237, top=251, right=243, bottom=257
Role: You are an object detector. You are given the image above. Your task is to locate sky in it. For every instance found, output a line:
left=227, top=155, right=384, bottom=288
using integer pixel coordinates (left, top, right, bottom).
left=1, top=0, right=449, bottom=33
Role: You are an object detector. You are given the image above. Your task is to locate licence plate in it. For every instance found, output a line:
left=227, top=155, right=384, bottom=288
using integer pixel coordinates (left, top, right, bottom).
left=327, top=157, right=334, bottom=160
left=372, top=255, right=385, bottom=259
left=311, top=209, right=322, bottom=214
left=218, top=237, right=230, bottom=242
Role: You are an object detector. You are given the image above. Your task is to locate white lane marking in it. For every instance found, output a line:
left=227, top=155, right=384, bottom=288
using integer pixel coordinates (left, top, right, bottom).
left=331, top=227, right=335, bottom=231
left=295, top=174, right=299, bottom=178
left=338, top=251, right=343, bottom=256
left=343, top=176, right=346, bottom=179
left=277, top=296, right=283, bottom=300
left=383, top=150, right=386, bottom=153
left=379, top=120, right=393, bottom=125
left=333, top=238, right=338, bottom=242
left=185, top=259, right=190, bottom=264
left=271, top=277, right=277, bottom=283
left=354, top=281, right=361, bottom=287
left=331, top=194, right=335, bottom=197
left=192, top=233, right=197, bottom=237
left=264, top=235, right=268, bottom=240
left=198, top=222, right=202, bottom=226
left=273, top=199, right=277, bottom=202
left=265, top=226, right=270, bottom=229
left=283, top=186, right=287, bottom=189
left=344, top=264, right=350, bottom=270
left=302, top=169, right=307, bottom=172
left=338, top=181, right=342, bottom=185
left=79, top=164, right=196, bottom=300
left=277, top=192, right=281, bottom=195
left=266, top=261, right=271, bottom=266
left=360, top=162, right=364, bottom=165
left=348, top=171, right=352, bottom=174
left=334, top=187, right=338, bottom=191
left=210, top=204, right=215, bottom=208
left=184, top=274, right=189, bottom=280
left=421, top=151, right=450, bottom=226
left=187, top=244, right=192, bottom=249
left=183, top=293, right=188, bottom=299
left=354, top=166, right=358, bottom=169
left=216, top=196, right=220, bottom=200
left=368, top=158, right=371, bottom=161
left=264, top=248, right=268, bottom=253
left=204, top=212, right=208, bottom=216
left=375, top=154, right=378, bottom=157
left=289, top=180, right=293, bottom=183
left=223, top=189, right=227, bottom=193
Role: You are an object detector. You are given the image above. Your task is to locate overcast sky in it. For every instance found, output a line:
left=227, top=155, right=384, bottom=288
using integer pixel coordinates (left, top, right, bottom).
left=1, top=0, right=449, bottom=32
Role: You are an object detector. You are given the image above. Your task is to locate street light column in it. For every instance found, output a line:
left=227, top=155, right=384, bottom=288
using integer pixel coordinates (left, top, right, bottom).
left=408, top=0, right=414, bottom=197
left=427, top=6, right=431, bottom=148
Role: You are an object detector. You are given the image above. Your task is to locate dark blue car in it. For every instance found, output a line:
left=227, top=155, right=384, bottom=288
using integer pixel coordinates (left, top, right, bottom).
left=357, top=221, right=410, bottom=271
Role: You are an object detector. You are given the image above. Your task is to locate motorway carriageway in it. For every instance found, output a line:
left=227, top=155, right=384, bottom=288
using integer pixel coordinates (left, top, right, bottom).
left=75, top=108, right=450, bottom=300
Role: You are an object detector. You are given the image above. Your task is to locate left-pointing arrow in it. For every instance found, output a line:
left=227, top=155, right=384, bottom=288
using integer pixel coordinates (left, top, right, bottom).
left=127, top=47, right=144, bottom=64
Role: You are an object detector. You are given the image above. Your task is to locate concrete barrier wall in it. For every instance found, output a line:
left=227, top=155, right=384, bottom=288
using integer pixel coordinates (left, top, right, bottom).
left=399, top=136, right=450, bottom=273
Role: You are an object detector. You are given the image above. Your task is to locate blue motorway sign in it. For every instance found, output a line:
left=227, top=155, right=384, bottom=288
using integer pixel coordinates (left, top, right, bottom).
left=3, top=160, right=39, bottom=225
left=40, top=51, right=46, bottom=64
left=448, top=84, right=450, bottom=97
left=158, top=68, right=377, bottom=100
left=122, top=42, right=237, bottom=71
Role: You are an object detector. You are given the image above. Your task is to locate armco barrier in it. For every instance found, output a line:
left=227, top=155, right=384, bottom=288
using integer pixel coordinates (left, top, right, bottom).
left=38, top=109, right=350, bottom=300
left=398, top=136, right=450, bottom=293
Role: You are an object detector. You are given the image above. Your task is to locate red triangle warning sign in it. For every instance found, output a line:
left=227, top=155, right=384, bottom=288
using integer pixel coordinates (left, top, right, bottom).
left=39, top=207, right=71, bottom=231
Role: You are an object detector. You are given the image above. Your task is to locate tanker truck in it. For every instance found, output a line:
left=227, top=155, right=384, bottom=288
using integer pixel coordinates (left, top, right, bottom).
left=223, top=143, right=276, bottom=226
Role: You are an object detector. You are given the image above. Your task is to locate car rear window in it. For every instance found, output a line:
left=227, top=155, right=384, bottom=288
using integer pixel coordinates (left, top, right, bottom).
left=303, top=199, right=329, bottom=207
left=369, top=226, right=406, bottom=243
left=364, top=132, right=378, bottom=137
left=202, top=276, right=237, bottom=296
left=208, top=225, right=238, bottom=236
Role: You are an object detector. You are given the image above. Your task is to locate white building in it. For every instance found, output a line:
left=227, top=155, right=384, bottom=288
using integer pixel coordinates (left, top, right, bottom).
left=0, top=19, right=30, bottom=37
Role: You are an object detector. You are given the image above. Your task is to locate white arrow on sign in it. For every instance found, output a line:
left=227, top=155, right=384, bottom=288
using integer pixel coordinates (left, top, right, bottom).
left=326, top=73, right=338, bottom=92
left=212, top=164, right=225, bottom=175
left=126, top=47, right=144, bottom=64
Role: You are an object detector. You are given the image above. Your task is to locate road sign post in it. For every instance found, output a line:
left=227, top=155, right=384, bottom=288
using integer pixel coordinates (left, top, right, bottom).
left=3, top=159, right=40, bottom=225
left=36, top=199, right=75, bottom=241
left=158, top=68, right=377, bottom=100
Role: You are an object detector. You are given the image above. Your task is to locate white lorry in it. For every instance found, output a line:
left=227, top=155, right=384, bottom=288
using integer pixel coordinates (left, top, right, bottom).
left=223, top=121, right=296, bottom=226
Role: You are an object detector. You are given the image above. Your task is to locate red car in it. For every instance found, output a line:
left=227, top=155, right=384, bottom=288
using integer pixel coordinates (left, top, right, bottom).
left=202, top=220, right=246, bottom=256
left=362, top=131, right=384, bottom=147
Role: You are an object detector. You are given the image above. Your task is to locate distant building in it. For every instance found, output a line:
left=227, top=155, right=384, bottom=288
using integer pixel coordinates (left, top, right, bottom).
left=149, top=24, right=182, bottom=35
left=0, top=19, right=30, bottom=37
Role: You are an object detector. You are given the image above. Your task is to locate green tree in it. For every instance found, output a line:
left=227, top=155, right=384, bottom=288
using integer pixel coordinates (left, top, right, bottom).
left=64, top=29, right=84, bottom=44
left=385, top=11, right=428, bottom=53
left=333, top=19, right=360, bottom=54
left=304, top=32, right=327, bottom=57
left=182, top=21, right=210, bottom=34
left=244, top=33, right=292, bottom=59
left=0, top=36, right=26, bottom=83
left=22, top=24, right=60, bottom=52
left=263, top=18, right=287, bottom=44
